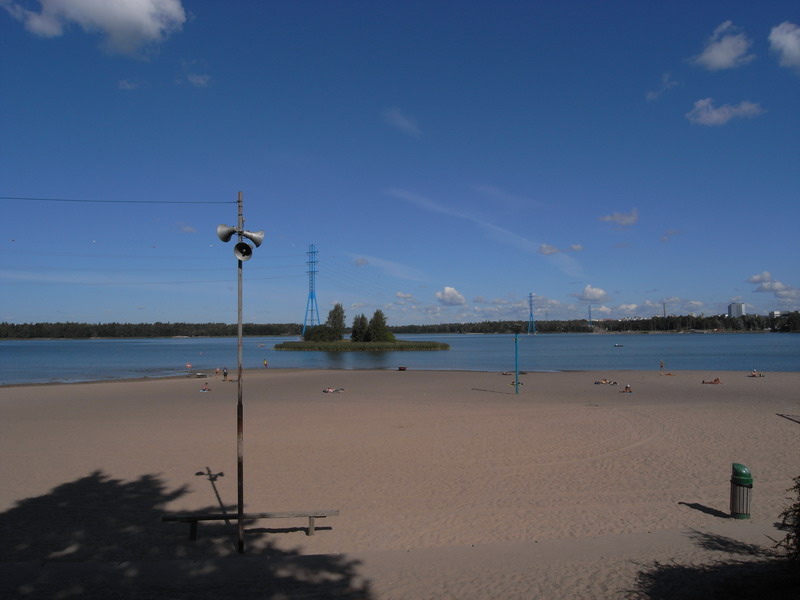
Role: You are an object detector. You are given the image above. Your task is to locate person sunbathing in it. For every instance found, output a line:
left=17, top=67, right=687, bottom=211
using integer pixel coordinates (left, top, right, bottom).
left=702, top=378, right=722, bottom=384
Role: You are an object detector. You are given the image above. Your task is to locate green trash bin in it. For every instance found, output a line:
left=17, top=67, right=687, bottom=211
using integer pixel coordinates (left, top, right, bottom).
left=730, top=463, right=753, bottom=519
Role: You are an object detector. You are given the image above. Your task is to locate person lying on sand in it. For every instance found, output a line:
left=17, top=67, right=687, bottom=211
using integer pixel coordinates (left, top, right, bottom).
left=702, top=378, right=722, bottom=384
left=323, top=387, right=344, bottom=393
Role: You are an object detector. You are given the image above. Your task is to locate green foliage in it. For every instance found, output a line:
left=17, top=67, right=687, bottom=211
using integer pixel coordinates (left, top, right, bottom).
left=302, top=324, right=340, bottom=342
left=367, top=309, right=395, bottom=342
left=350, top=314, right=369, bottom=342
left=274, top=340, right=449, bottom=352
left=325, top=303, right=346, bottom=341
left=776, top=475, right=800, bottom=559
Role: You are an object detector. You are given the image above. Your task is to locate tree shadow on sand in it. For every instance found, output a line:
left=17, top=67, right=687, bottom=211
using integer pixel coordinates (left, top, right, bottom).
left=626, top=529, right=798, bottom=600
left=0, top=470, right=372, bottom=599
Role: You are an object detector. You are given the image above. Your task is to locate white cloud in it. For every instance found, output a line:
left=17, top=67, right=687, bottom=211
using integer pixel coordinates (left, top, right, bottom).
left=435, top=286, right=466, bottom=306
left=645, top=72, right=679, bottom=101
left=382, top=107, right=421, bottom=138
left=117, top=79, right=139, bottom=90
left=619, top=303, right=638, bottom=313
left=690, top=21, right=756, bottom=70
left=567, top=244, right=584, bottom=252
left=599, top=208, right=638, bottom=227
left=748, top=271, right=773, bottom=284
left=396, top=291, right=414, bottom=300
left=1, top=0, right=186, bottom=57
left=685, top=98, right=764, bottom=126
left=573, top=285, right=609, bottom=303
left=354, top=257, right=369, bottom=267
left=769, top=22, right=800, bottom=72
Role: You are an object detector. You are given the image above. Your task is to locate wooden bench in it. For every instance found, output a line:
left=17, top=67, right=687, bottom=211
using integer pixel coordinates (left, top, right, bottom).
left=162, top=510, right=339, bottom=540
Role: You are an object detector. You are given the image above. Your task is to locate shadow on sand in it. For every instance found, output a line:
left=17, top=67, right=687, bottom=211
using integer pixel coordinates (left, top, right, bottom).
left=0, top=470, right=372, bottom=599
left=626, top=529, right=798, bottom=600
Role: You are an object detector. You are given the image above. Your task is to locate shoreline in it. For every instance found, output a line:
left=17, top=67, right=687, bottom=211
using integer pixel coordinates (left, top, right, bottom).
left=1, top=366, right=792, bottom=389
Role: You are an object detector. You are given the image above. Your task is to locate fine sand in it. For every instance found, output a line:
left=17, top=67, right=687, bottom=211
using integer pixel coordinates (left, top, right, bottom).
left=1, top=369, right=798, bottom=599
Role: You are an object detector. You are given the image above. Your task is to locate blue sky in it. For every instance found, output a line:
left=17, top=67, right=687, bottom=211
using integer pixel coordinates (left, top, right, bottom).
left=1, top=1, right=799, bottom=326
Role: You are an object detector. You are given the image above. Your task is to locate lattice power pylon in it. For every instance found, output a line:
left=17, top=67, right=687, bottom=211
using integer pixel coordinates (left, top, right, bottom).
left=302, top=244, right=320, bottom=336
left=527, top=293, right=537, bottom=334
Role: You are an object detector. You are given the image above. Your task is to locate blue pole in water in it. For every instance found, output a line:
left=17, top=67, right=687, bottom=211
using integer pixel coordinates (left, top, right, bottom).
left=515, top=332, right=519, bottom=394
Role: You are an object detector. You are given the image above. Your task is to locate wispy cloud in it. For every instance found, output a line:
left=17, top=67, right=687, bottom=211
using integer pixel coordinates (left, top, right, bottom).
left=685, top=98, right=764, bottom=126
left=645, top=72, right=679, bottom=101
left=384, top=189, right=538, bottom=252
left=769, top=22, right=800, bottom=73
left=690, top=21, right=756, bottom=70
left=1, top=0, right=186, bottom=58
left=187, top=73, right=211, bottom=88
left=660, top=229, right=681, bottom=243
left=599, top=208, right=638, bottom=227
left=471, top=184, right=546, bottom=209
left=346, top=253, right=428, bottom=281
left=538, top=243, right=583, bottom=255
left=177, top=59, right=211, bottom=87
left=384, top=188, right=583, bottom=277
left=382, top=107, right=422, bottom=138
left=117, top=79, right=141, bottom=90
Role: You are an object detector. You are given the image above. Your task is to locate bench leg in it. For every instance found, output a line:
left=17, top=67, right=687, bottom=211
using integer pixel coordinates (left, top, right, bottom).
left=308, top=516, right=315, bottom=535
left=189, top=520, right=198, bottom=541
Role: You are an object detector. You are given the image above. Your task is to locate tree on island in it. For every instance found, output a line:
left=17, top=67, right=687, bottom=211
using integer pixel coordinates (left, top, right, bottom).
left=368, top=309, right=394, bottom=342
left=326, top=303, right=346, bottom=341
left=350, top=313, right=368, bottom=342
left=349, top=309, right=395, bottom=342
left=304, top=303, right=346, bottom=342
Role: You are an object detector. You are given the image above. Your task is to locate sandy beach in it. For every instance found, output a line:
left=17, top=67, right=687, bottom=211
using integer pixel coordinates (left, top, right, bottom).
left=1, top=369, right=798, bottom=599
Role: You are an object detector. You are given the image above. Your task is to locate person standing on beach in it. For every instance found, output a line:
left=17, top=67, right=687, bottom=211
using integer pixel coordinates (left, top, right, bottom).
left=264, top=359, right=268, bottom=368
left=223, top=367, right=228, bottom=381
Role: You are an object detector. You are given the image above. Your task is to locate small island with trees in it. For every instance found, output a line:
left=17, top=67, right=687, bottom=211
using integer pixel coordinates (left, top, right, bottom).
left=274, top=304, right=449, bottom=352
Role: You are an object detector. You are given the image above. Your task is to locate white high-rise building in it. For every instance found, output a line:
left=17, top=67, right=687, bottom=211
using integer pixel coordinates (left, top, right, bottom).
left=728, top=303, right=746, bottom=318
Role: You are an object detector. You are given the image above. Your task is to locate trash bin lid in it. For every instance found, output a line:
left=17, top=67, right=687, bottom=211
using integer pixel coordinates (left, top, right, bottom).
left=731, top=463, right=753, bottom=486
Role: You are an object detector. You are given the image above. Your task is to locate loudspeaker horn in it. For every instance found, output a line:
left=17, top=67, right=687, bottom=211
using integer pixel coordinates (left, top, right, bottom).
left=217, top=224, right=236, bottom=243
left=234, top=242, right=254, bottom=261
left=242, top=229, right=265, bottom=248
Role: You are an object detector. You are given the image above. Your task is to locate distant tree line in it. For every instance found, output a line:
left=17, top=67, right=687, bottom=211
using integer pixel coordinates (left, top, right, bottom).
left=0, top=322, right=302, bottom=339
left=600, top=312, right=800, bottom=333
left=1, top=312, right=797, bottom=339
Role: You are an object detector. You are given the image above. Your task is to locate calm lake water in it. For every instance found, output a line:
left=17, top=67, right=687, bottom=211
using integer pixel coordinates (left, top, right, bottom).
left=1, top=333, right=798, bottom=385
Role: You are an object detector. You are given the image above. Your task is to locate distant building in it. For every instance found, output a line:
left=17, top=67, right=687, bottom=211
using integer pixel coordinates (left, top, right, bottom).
left=728, top=303, right=746, bottom=318
left=770, top=311, right=782, bottom=319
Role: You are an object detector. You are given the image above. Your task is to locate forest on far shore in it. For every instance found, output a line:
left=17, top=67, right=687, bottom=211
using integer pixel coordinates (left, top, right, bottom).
left=1, top=311, right=798, bottom=339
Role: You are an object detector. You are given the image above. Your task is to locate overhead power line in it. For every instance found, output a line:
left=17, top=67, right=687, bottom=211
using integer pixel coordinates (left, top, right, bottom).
left=0, top=196, right=235, bottom=204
